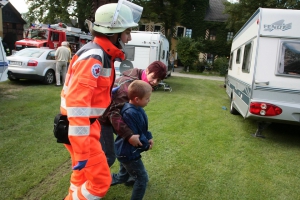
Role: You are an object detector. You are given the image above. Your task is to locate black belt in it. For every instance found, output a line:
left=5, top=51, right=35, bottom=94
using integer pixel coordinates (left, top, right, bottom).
left=90, top=118, right=97, bottom=124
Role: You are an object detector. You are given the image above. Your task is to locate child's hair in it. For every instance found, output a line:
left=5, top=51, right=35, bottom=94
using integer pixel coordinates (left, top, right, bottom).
left=128, top=80, right=152, bottom=100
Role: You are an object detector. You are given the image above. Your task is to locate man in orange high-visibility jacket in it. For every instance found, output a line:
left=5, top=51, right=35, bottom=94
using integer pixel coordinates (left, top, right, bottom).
left=60, top=2, right=143, bottom=200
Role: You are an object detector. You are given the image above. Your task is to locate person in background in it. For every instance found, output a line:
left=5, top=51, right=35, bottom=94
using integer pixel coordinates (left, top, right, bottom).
left=99, top=61, right=167, bottom=185
left=169, top=50, right=175, bottom=72
left=60, top=2, right=143, bottom=200
left=111, top=80, right=154, bottom=200
left=66, top=42, right=72, bottom=70
left=55, top=41, right=71, bottom=86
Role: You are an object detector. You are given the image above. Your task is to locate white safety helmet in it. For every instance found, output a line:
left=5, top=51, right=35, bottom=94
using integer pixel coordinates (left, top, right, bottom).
left=93, top=1, right=143, bottom=34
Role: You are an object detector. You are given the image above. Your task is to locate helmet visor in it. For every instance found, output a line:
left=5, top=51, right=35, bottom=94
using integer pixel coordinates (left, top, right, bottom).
left=111, top=0, right=143, bottom=28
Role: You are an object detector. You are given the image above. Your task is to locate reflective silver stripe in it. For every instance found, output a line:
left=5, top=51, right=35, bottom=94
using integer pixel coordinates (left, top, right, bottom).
left=61, top=97, right=66, bottom=110
left=67, top=107, right=106, bottom=117
left=72, top=190, right=80, bottom=200
left=63, top=84, right=68, bottom=94
left=69, top=125, right=90, bottom=136
left=100, top=68, right=111, bottom=77
left=70, top=183, right=78, bottom=192
left=72, top=49, right=104, bottom=67
left=91, top=108, right=105, bottom=116
left=82, top=182, right=101, bottom=200
left=67, top=107, right=90, bottom=117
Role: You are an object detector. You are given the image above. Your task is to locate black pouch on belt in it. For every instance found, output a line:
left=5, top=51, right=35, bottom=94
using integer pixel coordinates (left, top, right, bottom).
left=53, top=114, right=70, bottom=144
left=53, top=114, right=97, bottom=145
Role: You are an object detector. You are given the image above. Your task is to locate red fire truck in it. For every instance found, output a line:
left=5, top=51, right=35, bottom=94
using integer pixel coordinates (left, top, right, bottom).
left=15, top=23, right=92, bottom=55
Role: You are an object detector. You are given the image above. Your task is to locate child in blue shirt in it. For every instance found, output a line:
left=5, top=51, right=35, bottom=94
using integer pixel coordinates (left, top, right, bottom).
left=111, top=80, right=153, bottom=200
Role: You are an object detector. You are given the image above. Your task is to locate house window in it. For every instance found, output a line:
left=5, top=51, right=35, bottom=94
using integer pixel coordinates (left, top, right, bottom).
left=236, top=48, right=241, bottom=64
left=277, top=41, right=300, bottom=76
left=209, top=30, right=216, bottom=40
left=177, top=27, right=185, bottom=37
left=242, top=42, right=252, bottom=73
left=227, top=32, right=234, bottom=41
left=154, top=25, right=161, bottom=32
left=139, top=25, right=146, bottom=31
left=185, top=29, right=192, bottom=38
left=207, top=53, right=214, bottom=64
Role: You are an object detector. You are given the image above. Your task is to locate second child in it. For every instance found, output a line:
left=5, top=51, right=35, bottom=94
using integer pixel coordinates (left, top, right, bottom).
left=111, top=80, right=154, bottom=200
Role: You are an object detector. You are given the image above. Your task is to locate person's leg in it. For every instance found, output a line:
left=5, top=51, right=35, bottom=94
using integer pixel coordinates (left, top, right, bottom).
left=111, top=162, right=130, bottom=185
left=122, top=159, right=148, bottom=200
left=64, top=144, right=86, bottom=199
left=55, top=62, right=62, bottom=85
left=100, top=123, right=116, bottom=167
left=172, top=62, right=174, bottom=72
left=61, top=62, right=68, bottom=85
left=66, top=120, right=111, bottom=200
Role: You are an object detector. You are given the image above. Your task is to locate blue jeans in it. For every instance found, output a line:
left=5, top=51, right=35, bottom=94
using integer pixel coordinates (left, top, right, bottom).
left=100, top=123, right=116, bottom=167
left=171, top=61, right=174, bottom=72
left=112, top=159, right=149, bottom=200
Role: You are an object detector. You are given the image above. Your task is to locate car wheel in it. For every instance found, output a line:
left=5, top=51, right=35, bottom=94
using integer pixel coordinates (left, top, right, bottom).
left=230, top=96, right=239, bottom=115
left=43, top=69, right=55, bottom=84
left=7, top=72, right=19, bottom=81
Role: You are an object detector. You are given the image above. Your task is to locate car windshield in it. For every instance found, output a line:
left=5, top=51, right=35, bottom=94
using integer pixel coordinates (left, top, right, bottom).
left=14, top=49, right=45, bottom=58
left=24, top=29, right=49, bottom=40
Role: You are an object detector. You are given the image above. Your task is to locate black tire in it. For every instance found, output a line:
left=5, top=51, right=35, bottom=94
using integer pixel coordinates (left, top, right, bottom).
left=43, top=69, right=55, bottom=84
left=230, top=97, right=239, bottom=115
left=7, top=73, right=19, bottom=81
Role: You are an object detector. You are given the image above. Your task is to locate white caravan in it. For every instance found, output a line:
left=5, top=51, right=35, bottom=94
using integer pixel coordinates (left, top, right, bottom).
left=225, top=8, right=300, bottom=137
left=0, top=37, right=8, bottom=82
left=116, top=31, right=171, bottom=77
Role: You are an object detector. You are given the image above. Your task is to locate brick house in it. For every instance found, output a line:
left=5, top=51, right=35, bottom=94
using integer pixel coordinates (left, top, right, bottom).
left=0, top=0, right=26, bottom=55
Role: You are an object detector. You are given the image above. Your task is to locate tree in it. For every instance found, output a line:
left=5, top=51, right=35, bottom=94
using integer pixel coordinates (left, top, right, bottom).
left=26, top=0, right=92, bottom=30
left=176, top=37, right=200, bottom=71
left=181, top=0, right=209, bottom=39
left=132, top=0, right=184, bottom=47
left=224, top=0, right=300, bottom=33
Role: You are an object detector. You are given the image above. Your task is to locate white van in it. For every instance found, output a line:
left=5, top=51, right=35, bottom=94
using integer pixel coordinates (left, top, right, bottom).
left=0, top=37, right=8, bottom=82
left=116, top=31, right=171, bottom=77
left=225, top=8, right=300, bottom=137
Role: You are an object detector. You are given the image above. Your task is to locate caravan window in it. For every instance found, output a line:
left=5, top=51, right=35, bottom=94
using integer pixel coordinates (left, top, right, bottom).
left=242, top=42, right=252, bottom=73
left=124, top=46, right=135, bottom=61
left=236, top=48, right=241, bottom=64
left=277, top=41, right=300, bottom=76
left=229, top=52, right=233, bottom=70
left=162, top=50, right=165, bottom=59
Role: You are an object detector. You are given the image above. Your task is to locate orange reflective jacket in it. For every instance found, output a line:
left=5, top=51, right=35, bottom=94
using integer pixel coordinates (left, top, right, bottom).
left=60, top=36, right=125, bottom=162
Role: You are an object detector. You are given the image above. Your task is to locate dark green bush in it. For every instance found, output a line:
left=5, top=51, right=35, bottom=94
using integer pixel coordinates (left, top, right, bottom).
left=213, top=57, right=229, bottom=76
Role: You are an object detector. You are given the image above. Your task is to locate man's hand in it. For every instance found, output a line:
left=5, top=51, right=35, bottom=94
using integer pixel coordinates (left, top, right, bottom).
left=148, top=139, right=154, bottom=150
left=72, top=160, right=88, bottom=170
left=128, top=135, right=142, bottom=147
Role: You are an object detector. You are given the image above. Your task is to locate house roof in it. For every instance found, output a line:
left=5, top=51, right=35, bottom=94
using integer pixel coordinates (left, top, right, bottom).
left=1, top=1, right=27, bottom=24
left=204, top=0, right=228, bottom=22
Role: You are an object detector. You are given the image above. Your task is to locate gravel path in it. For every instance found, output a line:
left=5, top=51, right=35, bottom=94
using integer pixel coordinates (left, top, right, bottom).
left=171, top=67, right=224, bottom=81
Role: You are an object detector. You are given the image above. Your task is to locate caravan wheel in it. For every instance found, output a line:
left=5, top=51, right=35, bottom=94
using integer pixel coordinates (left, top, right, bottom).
left=230, top=97, right=239, bottom=115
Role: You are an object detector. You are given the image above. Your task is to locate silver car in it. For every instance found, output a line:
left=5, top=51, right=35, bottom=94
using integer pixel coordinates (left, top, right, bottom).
left=7, top=48, right=56, bottom=84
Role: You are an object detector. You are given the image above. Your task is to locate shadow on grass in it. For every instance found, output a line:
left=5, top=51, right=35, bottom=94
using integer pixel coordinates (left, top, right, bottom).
left=257, top=122, right=300, bottom=147
left=5, top=79, right=50, bottom=87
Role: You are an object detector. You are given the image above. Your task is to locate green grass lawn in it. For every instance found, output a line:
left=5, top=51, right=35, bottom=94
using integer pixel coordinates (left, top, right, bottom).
left=1, top=77, right=300, bottom=200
